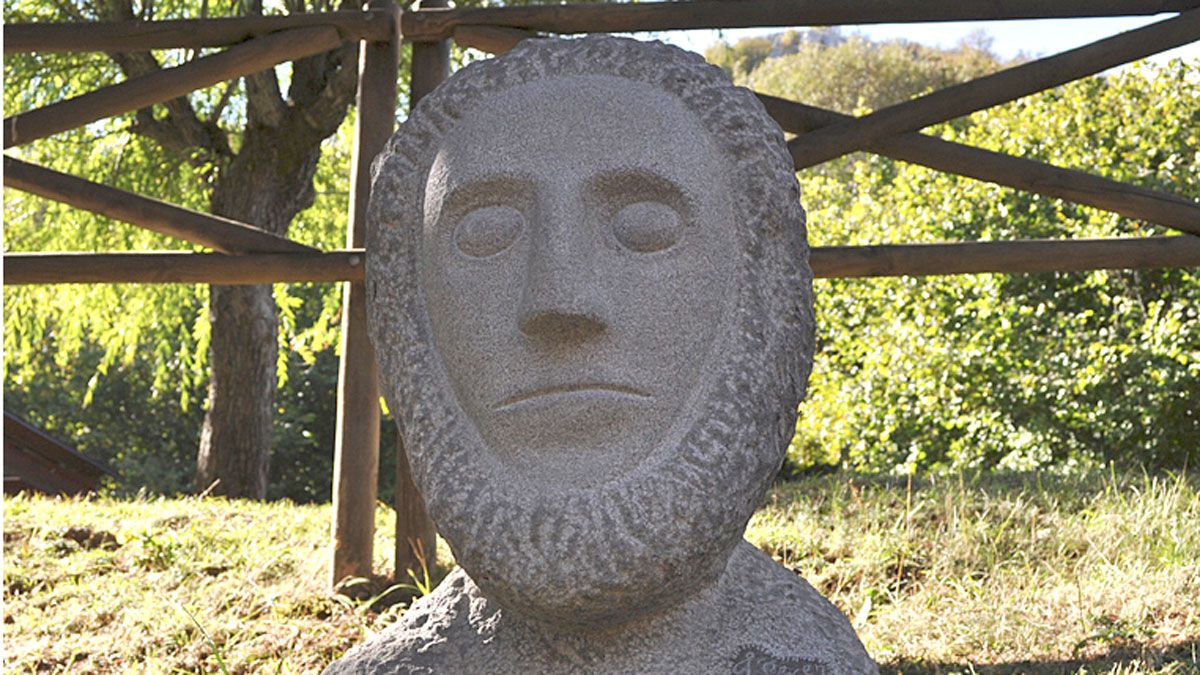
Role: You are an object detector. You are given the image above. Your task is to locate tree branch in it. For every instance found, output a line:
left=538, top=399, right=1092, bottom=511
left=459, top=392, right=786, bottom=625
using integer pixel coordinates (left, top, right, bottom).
left=244, top=70, right=288, bottom=128
left=281, top=0, right=361, bottom=146
left=241, top=0, right=288, bottom=129
left=99, top=0, right=232, bottom=160
left=285, top=41, right=359, bottom=143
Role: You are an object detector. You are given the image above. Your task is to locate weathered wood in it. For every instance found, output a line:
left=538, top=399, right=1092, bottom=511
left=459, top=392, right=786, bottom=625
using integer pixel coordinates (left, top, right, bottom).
left=4, top=412, right=116, bottom=479
left=2, top=250, right=366, bottom=285
left=452, top=24, right=534, bottom=54
left=809, top=236, right=1200, bottom=278
left=788, top=10, right=1200, bottom=169
left=3, top=156, right=316, bottom=253
left=3, top=9, right=392, bottom=53
left=7, top=237, right=1197, bottom=285
left=393, top=0, right=448, bottom=585
left=409, top=0, right=451, bottom=102
left=756, top=96, right=1200, bottom=237
left=3, top=446, right=95, bottom=496
left=394, top=432, right=437, bottom=583
left=4, top=25, right=343, bottom=148
left=402, top=0, right=1200, bottom=42
left=331, top=0, right=400, bottom=590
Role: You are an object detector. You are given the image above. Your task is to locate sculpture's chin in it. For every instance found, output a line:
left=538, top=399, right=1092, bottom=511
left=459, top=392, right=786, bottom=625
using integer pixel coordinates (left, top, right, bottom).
left=443, top=471, right=737, bottom=630
left=404, top=301, right=802, bottom=633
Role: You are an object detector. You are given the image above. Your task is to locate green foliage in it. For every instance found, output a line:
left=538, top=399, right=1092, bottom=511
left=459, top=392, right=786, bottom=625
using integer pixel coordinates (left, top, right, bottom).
left=1, top=0, right=561, bottom=500
left=5, top=338, right=204, bottom=495
left=707, top=29, right=1002, bottom=113
left=787, top=60, right=1200, bottom=473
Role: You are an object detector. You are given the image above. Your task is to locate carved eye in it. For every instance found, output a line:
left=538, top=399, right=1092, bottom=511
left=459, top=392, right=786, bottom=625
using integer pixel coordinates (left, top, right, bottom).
left=454, top=205, right=523, bottom=258
left=611, top=201, right=682, bottom=253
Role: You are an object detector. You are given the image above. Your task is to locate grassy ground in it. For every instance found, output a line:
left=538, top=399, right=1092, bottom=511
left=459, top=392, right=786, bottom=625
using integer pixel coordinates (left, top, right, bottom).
left=4, top=468, right=1198, bottom=674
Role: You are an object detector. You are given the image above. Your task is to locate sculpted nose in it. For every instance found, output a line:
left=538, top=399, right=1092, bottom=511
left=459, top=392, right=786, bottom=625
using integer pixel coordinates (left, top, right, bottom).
left=518, top=215, right=607, bottom=343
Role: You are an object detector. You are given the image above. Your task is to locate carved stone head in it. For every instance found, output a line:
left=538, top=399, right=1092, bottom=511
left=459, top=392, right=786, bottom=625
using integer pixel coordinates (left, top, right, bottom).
left=367, top=36, right=814, bottom=628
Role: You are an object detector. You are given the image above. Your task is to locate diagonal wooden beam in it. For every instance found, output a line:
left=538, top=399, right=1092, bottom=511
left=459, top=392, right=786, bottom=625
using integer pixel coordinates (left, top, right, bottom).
left=402, top=0, right=1200, bottom=42
left=757, top=96, right=1200, bottom=237
left=3, top=25, right=343, bottom=149
left=4, top=156, right=315, bottom=254
left=787, top=9, right=1200, bottom=169
left=6, top=237, right=1197, bottom=285
left=3, top=10, right=393, bottom=54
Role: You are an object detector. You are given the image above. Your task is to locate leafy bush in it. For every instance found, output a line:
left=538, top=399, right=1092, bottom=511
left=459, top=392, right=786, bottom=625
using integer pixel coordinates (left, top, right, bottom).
left=789, top=61, right=1200, bottom=473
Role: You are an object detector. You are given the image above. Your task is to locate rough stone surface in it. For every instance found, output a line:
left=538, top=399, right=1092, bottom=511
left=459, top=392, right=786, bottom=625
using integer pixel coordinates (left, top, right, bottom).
left=329, top=35, right=877, bottom=674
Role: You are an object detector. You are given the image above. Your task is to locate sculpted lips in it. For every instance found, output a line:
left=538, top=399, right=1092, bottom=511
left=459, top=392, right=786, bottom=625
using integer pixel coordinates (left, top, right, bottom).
left=495, top=383, right=651, bottom=411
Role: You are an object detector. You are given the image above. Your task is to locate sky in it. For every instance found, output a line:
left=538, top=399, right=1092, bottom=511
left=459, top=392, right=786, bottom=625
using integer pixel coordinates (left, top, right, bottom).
left=662, top=14, right=1199, bottom=66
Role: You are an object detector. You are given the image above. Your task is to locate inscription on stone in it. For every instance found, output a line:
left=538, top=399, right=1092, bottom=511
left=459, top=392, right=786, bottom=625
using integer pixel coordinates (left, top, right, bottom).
left=733, top=645, right=832, bottom=675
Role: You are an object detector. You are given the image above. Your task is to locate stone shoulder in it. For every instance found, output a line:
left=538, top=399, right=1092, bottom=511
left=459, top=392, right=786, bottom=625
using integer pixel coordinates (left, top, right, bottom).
left=718, top=541, right=879, bottom=675
left=322, top=569, right=486, bottom=674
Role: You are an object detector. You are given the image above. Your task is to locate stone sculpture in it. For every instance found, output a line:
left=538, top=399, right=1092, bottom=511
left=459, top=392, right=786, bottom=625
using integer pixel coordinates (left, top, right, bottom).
left=327, top=35, right=877, bottom=674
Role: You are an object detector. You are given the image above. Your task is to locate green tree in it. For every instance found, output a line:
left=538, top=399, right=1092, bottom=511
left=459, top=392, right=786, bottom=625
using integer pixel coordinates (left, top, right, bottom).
left=4, top=0, right=364, bottom=498
left=707, top=30, right=1001, bottom=114
left=3, top=0, right=609, bottom=499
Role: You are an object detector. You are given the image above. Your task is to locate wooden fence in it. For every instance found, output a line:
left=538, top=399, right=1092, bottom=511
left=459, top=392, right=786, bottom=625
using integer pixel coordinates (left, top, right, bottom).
left=4, top=0, right=1199, bottom=589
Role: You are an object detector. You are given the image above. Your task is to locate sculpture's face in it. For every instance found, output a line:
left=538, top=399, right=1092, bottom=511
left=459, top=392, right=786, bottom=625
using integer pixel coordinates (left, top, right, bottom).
left=420, top=75, right=737, bottom=489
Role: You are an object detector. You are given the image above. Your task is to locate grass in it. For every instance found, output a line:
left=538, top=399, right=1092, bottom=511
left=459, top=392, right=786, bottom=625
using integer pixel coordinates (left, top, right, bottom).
left=4, top=468, right=1198, bottom=673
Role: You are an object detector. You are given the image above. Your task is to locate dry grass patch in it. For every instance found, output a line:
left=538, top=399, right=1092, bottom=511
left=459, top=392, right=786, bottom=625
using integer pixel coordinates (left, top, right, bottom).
left=4, top=468, right=1197, bottom=673
left=747, top=469, right=1200, bottom=674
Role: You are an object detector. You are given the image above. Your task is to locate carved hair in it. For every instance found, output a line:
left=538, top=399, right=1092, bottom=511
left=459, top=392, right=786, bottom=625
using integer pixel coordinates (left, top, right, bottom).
left=367, top=36, right=814, bottom=626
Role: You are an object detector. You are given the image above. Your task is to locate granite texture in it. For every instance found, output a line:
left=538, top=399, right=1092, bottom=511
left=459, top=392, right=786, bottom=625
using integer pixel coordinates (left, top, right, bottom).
left=329, top=35, right=877, bottom=674
left=327, top=542, right=875, bottom=674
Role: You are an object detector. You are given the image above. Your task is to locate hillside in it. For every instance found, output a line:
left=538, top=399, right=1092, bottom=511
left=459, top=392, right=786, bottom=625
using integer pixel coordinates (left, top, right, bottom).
left=5, top=468, right=1198, bottom=673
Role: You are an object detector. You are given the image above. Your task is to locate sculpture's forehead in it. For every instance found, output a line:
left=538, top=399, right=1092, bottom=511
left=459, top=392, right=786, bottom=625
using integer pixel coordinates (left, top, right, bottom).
left=433, top=75, right=724, bottom=182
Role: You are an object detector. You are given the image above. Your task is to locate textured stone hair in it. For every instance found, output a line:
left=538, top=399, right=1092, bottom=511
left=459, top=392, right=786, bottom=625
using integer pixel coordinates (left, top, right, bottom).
left=366, top=36, right=815, bottom=625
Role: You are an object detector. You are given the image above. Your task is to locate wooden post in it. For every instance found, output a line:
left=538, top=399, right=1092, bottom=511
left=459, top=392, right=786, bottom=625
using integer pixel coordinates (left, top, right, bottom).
left=391, top=0, right=449, bottom=584
left=3, top=25, right=343, bottom=149
left=330, top=0, right=400, bottom=589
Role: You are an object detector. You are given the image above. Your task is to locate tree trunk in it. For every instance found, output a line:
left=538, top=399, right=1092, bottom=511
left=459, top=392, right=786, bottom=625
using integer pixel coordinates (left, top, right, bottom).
left=196, top=284, right=277, bottom=496
left=195, top=132, right=322, bottom=499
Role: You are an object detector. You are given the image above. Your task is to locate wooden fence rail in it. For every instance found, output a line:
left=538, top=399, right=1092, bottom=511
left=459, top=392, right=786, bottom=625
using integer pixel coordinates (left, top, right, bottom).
left=810, top=236, right=1200, bottom=278
left=3, top=25, right=343, bottom=148
left=4, top=157, right=314, bottom=254
left=3, top=250, right=365, bottom=285
left=401, top=0, right=1200, bottom=41
left=7, top=237, right=1197, bottom=286
left=2, top=9, right=393, bottom=53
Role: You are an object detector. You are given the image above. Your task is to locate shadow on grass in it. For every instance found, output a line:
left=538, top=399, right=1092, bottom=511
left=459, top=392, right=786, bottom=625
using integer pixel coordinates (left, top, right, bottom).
left=881, top=639, right=1200, bottom=674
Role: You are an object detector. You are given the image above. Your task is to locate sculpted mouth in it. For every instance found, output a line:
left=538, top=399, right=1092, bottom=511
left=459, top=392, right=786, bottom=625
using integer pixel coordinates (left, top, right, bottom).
left=495, top=383, right=651, bottom=411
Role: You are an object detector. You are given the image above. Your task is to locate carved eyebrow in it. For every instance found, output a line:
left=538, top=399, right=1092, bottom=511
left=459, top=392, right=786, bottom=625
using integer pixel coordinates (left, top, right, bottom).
left=585, top=168, right=694, bottom=217
left=438, top=173, right=537, bottom=217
